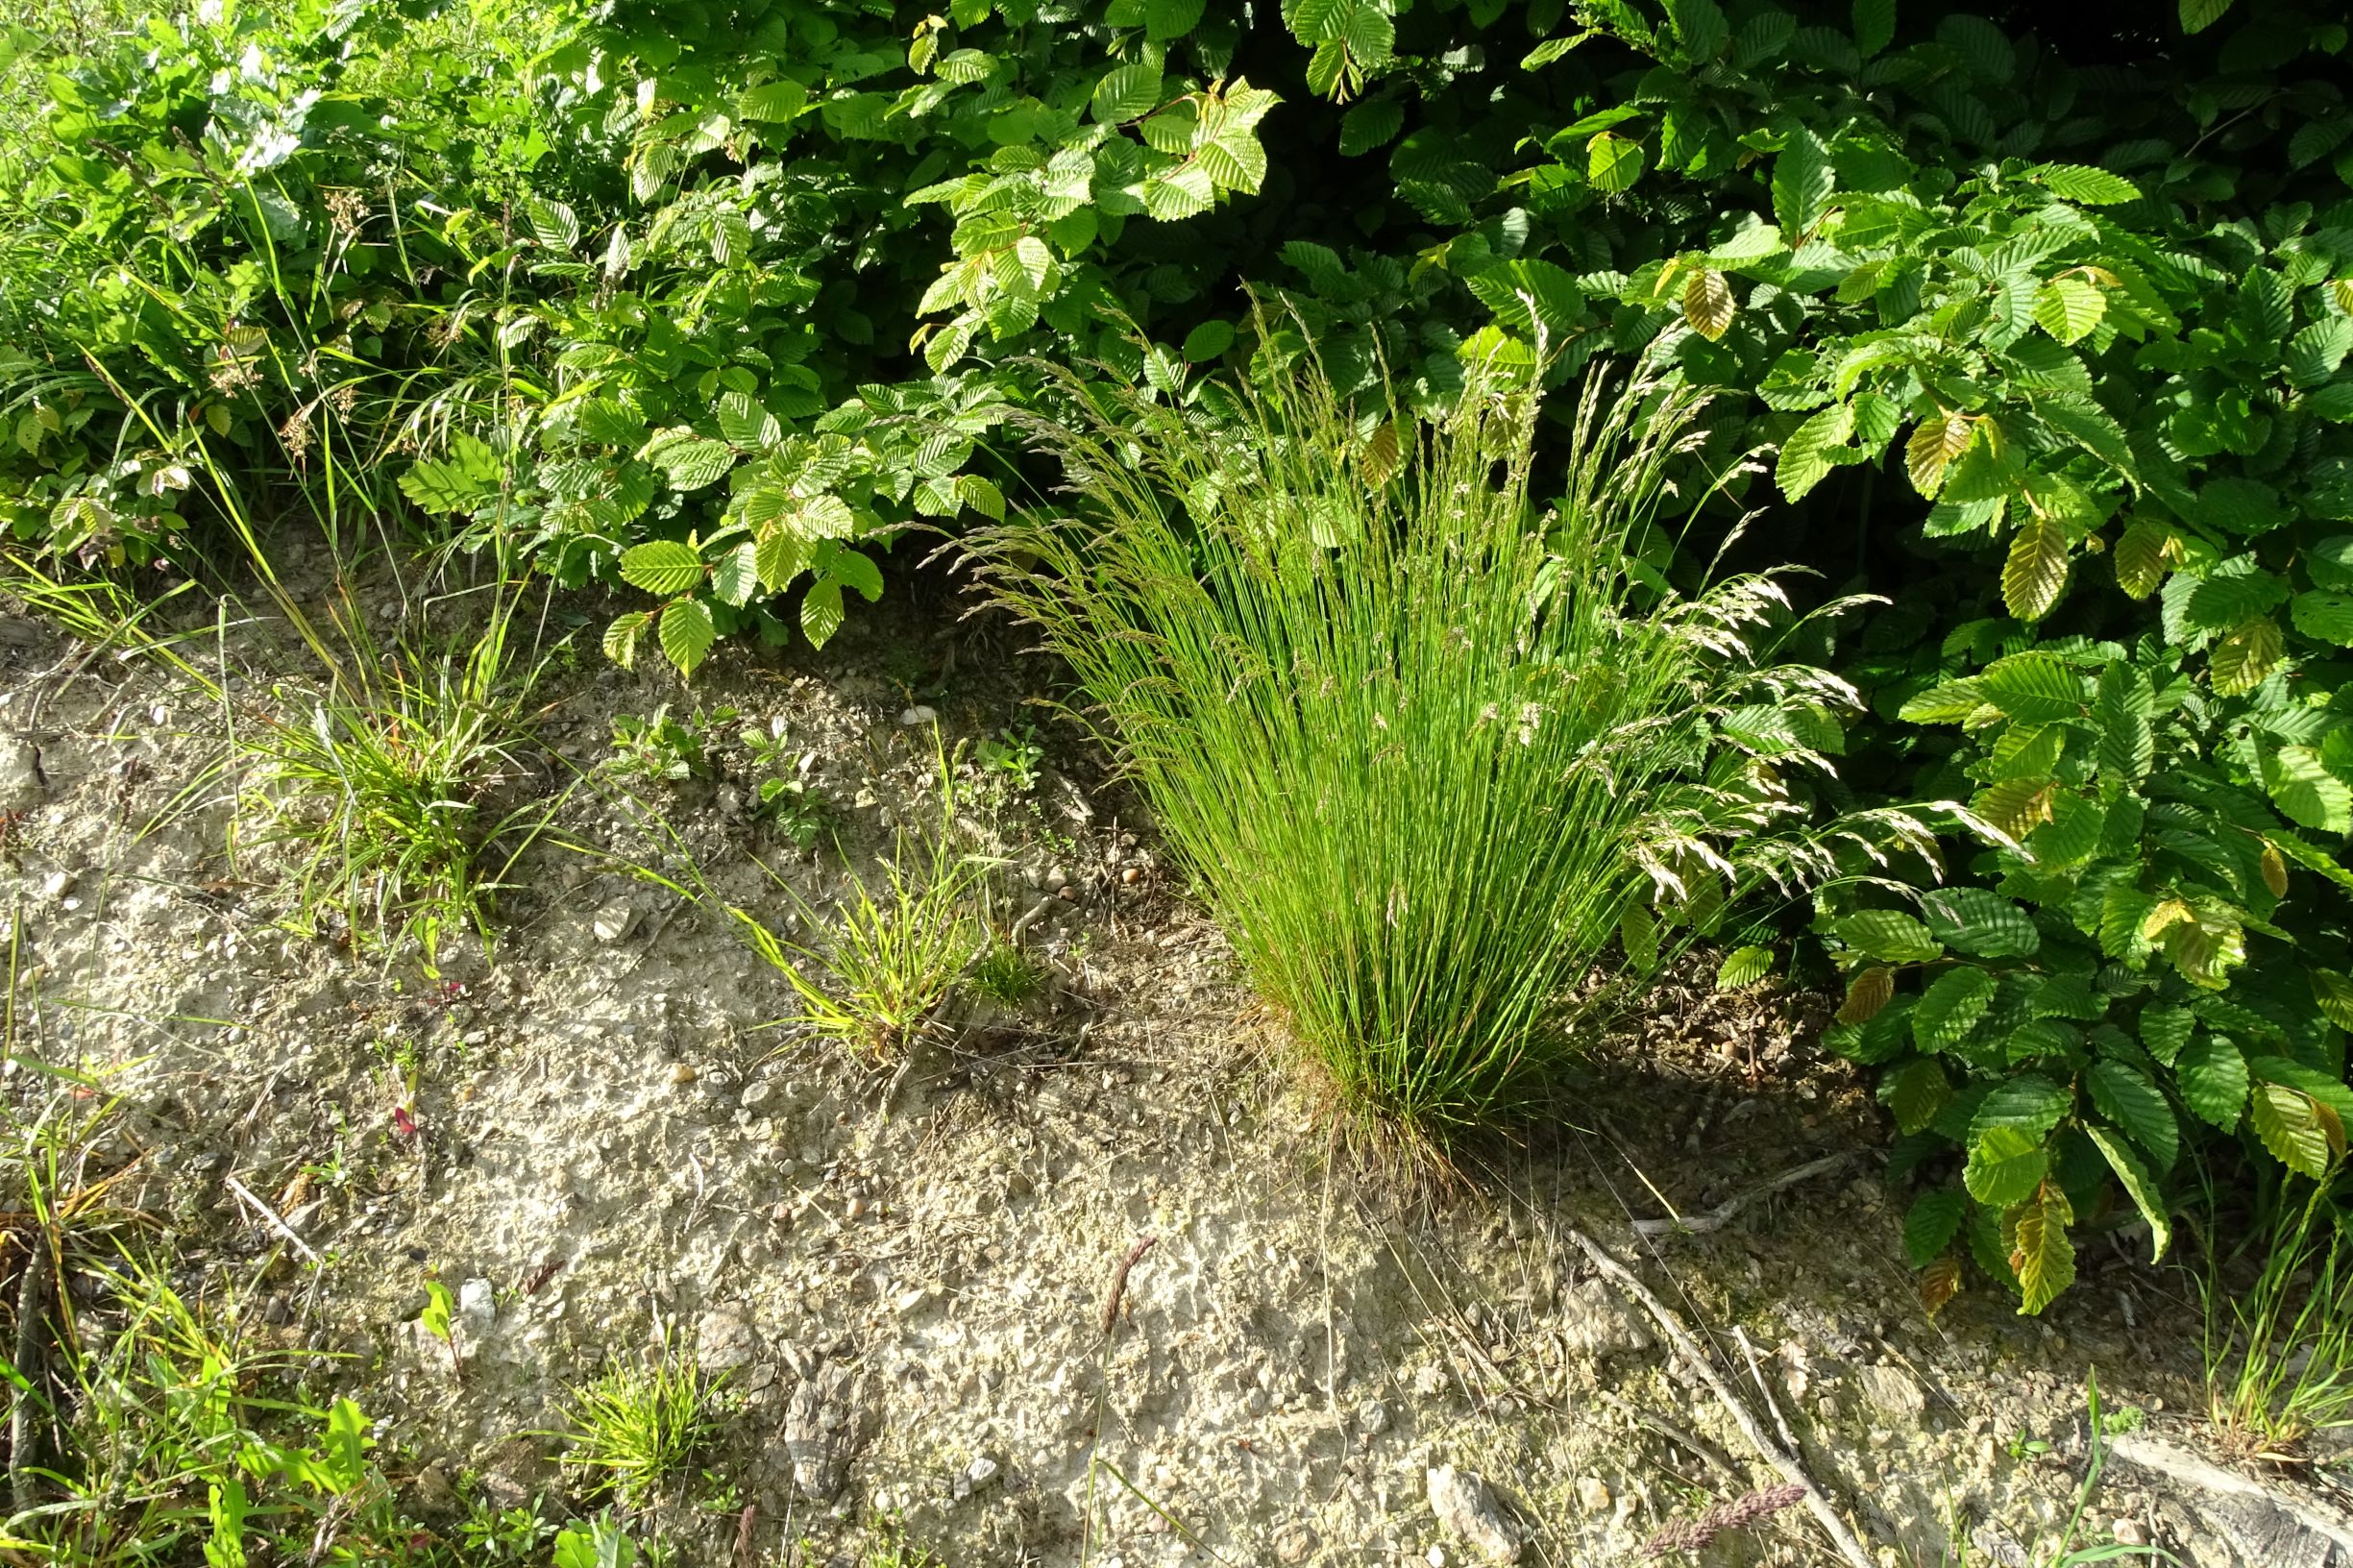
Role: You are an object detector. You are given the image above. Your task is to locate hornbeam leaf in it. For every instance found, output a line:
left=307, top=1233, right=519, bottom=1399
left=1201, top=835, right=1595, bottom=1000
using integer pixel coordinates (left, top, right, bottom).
left=2009, top=1183, right=2075, bottom=1314
left=1682, top=267, right=1736, bottom=340
left=2002, top=514, right=2070, bottom=622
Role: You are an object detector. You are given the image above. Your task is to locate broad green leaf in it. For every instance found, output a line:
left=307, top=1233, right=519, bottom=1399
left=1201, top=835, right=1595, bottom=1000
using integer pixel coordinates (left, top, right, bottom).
left=1921, top=888, right=2040, bottom=957
left=1852, top=0, right=1895, bottom=56
left=2086, top=1125, right=2172, bottom=1262
left=1182, top=320, right=1236, bottom=361
left=2112, top=518, right=2174, bottom=598
left=601, top=611, right=650, bottom=670
left=1964, top=1124, right=2049, bottom=1209
left=2178, top=0, right=2233, bottom=35
left=2094, top=662, right=2154, bottom=782
left=1145, top=0, right=1207, bottom=40
left=2088, top=1061, right=2178, bottom=1170
left=644, top=432, right=736, bottom=492
left=1339, top=98, right=1404, bottom=156
left=2140, top=1005, right=2194, bottom=1066
left=1715, top=943, right=1774, bottom=989
left=2292, top=590, right=2353, bottom=647
left=753, top=530, right=806, bottom=593
left=2210, top=617, right=2285, bottom=696
left=1587, top=131, right=1646, bottom=193
left=2030, top=165, right=2141, bottom=206
left=799, top=576, right=846, bottom=648
left=1903, top=1187, right=1967, bottom=1267
left=1978, top=651, right=2085, bottom=723
left=1092, top=61, right=1164, bottom=124
left=1838, top=909, right=1942, bottom=963
left=2316, top=971, right=2353, bottom=1032
left=1837, top=965, right=1895, bottom=1023
left=1682, top=267, right=1736, bottom=340
left=657, top=598, right=716, bottom=677
left=1772, top=128, right=1833, bottom=236
left=2250, top=1084, right=2335, bottom=1178
left=1777, top=402, right=1853, bottom=501
left=1972, top=1072, right=2073, bottom=1142
left=619, top=540, right=704, bottom=597
left=2265, top=746, right=2353, bottom=834
left=710, top=542, right=759, bottom=607
left=2177, top=1035, right=2248, bottom=1129
left=1886, top=1056, right=1951, bottom=1136
left=2032, top=277, right=2106, bottom=344
left=1906, top=412, right=1972, bottom=499
left=1915, top=966, right=1998, bottom=1051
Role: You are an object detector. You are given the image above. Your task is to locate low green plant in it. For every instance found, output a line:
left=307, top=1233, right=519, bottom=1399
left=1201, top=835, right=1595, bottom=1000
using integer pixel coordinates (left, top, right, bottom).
left=552, top=1336, right=722, bottom=1513
left=974, top=726, right=1044, bottom=796
left=2204, top=1172, right=2353, bottom=1459
left=607, top=706, right=732, bottom=786
left=3, top=1253, right=421, bottom=1563
left=970, top=343, right=1861, bottom=1150
left=968, top=942, right=1044, bottom=1010
left=750, top=823, right=986, bottom=1063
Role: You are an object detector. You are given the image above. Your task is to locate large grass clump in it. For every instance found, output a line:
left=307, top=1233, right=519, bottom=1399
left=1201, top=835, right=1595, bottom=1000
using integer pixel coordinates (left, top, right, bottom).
left=971, top=348, right=1853, bottom=1148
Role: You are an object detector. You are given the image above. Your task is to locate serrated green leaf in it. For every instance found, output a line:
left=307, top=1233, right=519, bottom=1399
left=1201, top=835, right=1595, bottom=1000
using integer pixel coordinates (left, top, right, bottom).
left=2030, top=165, right=2141, bottom=206
left=1916, top=965, right=1998, bottom=1053
left=754, top=530, right=806, bottom=594
left=1145, top=0, right=1207, bottom=40
left=601, top=611, right=650, bottom=670
left=1887, top=1057, right=1952, bottom=1136
left=1587, top=131, right=1646, bottom=193
left=799, top=576, right=845, bottom=648
left=1973, top=1072, right=2074, bottom=1141
left=1772, top=128, right=1833, bottom=236
left=2179, top=0, right=2233, bottom=33
left=2251, top=1084, right=2335, bottom=1178
left=2032, top=277, right=2107, bottom=344
left=644, top=432, right=736, bottom=492
left=2265, top=746, right=2353, bottom=834
left=710, top=542, right=759, bottom=607
left=620, top=540, right=704, bottom=597
left=2316, top=971, right=2353, bottom=1032
left=1903, top=1187, right=1967, bottom=1268
left=2141, top=1005, right=2194, bottom=1066
left=1964, top=1124, right=2050, bottom=1209
left=1777, top=401, right=1853, bottom=502
left=1978, top=651, right=2085, bottom=723
left=2211, top=617, right=2285, bottom=696
left=1838, top=909, right=1943, bottom=963
left=2088, top=1061, right=2178, bottom=1171
left=2292, top=591, right=2353, bottom=647
left=1922, top=888, right=2040, bottom=958
left=2177, top=1035, right=2248, bottom=1129
left=2086, top=1125, right=2172, bottom=1263
left=1092, top=61, right=1164, bottom=124
left=1715, top=944, right=1773, bottom=990
left=2002, top=514, right=2071, bottom=622
left=657, top=598, right=716, bottom=677
left=2094, top=662, right=2154, bottom=782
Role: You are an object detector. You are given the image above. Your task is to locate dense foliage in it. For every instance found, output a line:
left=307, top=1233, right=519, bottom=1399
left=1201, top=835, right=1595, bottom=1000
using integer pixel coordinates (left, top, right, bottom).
left=6, top=0, right=2353, bottom=1313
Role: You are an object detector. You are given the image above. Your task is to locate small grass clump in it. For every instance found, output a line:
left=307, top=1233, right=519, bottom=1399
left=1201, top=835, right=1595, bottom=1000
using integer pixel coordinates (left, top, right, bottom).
left=968, top=941, right=1045, bottom=1009
left=2205, top=1172, right=2353, bottom=1459
left=971, top=343, right=1849, bottom=1151
left=555, top=1338, right=723, bottom=1512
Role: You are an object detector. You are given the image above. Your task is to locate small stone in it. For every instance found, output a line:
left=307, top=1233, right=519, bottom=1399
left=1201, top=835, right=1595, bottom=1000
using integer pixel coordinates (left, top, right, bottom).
left=1575, top=1476, right=1610, bottom=1514
left=1857, top=1362, right=1925, bottom=1421
left=1121, top=867, right=1140, bottom=884
left=1426, top=1465, right=1522, bottom=1563
left=1046, top=865, right=1070, bottom=889
left=1556, top=1278, right=1653, bottom=1360
left=669, top=1063, right=699, bottom=1087
left=0, top=736, right=40, bottom=810
left=38, top=870, right=72, bottom=902
left=742, top=1081, right=776, bottom=1113
left=899, top=705, right=939, bottom=726
left=1007, top=1171, right=1035, bottom=1198
left=966, top=1456, right=1001, bottom=1491
left=591, top=898, right=640, bottom=943
left=454, top=1277, right=495, bottom=1353
left=2112, top=1519, right=2146, bottom=1547
left=1273, top=1523, right=1314, bottom=1563
left=1412, top=1362, right=1448, bottom=1399
left=1357, top=1398, right=1390, bottom=1435
left=695, top=1310, right=759, bottom=1372
left=769, top=1201, right=795, bottom=1226
left=1427, top=1549, right=1446, bottom=1568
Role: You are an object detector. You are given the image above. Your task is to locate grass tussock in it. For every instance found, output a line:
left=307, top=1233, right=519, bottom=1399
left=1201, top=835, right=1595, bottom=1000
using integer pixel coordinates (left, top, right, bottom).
left=969, top=343, right=1854, bottom=1150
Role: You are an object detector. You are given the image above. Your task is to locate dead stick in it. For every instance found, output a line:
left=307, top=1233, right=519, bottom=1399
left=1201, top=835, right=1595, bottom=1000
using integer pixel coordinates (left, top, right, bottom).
left=1630, top=1154, right=1851, bottom=1239
left=224, top=1173, right=320, bottom=1263
left=1568, top=1229, right=1875, bottom=1568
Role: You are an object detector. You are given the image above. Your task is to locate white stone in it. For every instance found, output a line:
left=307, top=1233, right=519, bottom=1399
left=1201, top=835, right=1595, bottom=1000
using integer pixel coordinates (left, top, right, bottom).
left=1426, top=1465, right=1521, bottom=1563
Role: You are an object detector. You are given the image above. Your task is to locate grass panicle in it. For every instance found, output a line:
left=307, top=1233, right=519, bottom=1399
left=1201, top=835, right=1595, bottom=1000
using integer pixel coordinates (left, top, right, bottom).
left=968, top=338, right=1854, bottom=1150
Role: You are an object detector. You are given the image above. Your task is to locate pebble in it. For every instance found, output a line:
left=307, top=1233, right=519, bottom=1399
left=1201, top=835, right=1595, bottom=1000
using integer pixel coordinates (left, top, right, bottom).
left=1273, top=1523, right=1315, bottom=1563
left=454, top=1277, right=496, bottom=1353
left=0, top=736, right=39, bottom=810
left=1426, top=1465, right=1522, bottom=1563
left=695, top=1310, right=760, bottom=1372
left=899, top=705, right=938, bottom=725
left=1357, top=1397, right=1390, bottom=1435
left=1858, top=1361, right=1926, bottom=1421
left=1575, top=1476, right=1610, bottom=1513
left=590, top=898, right=640, bottom=943
left=966, top=1456, right=1001, bottom=1492
left=742, top=1081, right=776, bottom=1113
left=668, top=1063, right=698, bottom=1087
left=2113, top=1519, right=2147, bottom=1546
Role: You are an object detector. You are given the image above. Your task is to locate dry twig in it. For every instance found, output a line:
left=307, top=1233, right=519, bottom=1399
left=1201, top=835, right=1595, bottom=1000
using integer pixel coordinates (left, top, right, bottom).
left=1567, top=1228, right=1875, bottom=1568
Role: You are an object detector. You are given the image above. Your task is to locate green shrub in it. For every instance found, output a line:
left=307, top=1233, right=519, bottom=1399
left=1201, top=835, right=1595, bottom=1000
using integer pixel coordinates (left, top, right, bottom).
left=968, top=344, right=1854, bottom=1147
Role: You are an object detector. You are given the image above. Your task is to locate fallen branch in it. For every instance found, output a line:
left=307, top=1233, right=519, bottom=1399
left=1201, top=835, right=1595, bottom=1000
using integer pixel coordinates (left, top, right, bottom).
left=1567, top=1228, right=1875, bottom=1568
left=2107, top=1433, right=2353, bottom=1557
left=1630, top=1154, right=1851, bottom=1239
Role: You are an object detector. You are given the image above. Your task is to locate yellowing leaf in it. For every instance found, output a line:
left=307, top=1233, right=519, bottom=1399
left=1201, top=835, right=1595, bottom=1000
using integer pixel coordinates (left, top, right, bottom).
left=2251, top=1084, right=2336, bottom=1178
left=1920, top=1255, right=1961, bottom=1316
left=2033, top=276, right=2107, bottom=344
left=1838, top=966, right=1895, bottom=1024
left=1905, top=411, right=1971, bottom=499
left=2001, top=514, right=2070, bottom=622
left=2009, top=1183, right=2076, bottom=1314
left=1682, top=267, right=1736, bottom=340
left=2112, top=517, right=2172, bottom=599
left=2210, top=616, right=2285, bottom=696
left=1975, top=778, right=2058, bottom=841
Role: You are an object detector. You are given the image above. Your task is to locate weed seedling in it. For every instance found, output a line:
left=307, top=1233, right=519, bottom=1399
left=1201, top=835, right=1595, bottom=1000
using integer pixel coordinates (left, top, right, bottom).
left=968, top=941, right=1044, bottom=1009
left=974, top=724, right=1043, bottom=796
left=607, top=705, right=727, bottom=784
